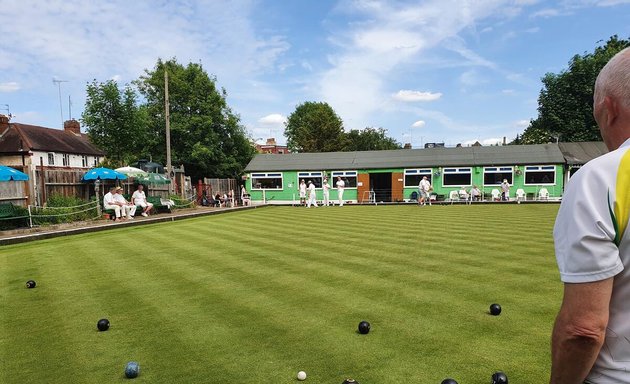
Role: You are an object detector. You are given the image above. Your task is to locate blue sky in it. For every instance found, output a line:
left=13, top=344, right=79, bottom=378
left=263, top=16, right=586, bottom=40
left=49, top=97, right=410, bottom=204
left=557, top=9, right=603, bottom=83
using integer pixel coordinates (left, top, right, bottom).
left=1, top=0, right=629, bottom=148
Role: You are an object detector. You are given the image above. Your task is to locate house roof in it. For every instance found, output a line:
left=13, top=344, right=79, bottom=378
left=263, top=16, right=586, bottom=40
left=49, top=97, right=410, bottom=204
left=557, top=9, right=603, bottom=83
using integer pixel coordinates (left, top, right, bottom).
left=558, top=141, right=608, bottom=165
left=0, top=123, right=105, bottom=156
left=245, top=143, right=567, bottom=172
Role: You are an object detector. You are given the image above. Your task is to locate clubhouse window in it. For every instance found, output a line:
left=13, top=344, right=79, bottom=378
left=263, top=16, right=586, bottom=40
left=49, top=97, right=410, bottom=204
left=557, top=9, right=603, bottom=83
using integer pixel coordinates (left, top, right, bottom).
left=297, top=171, right=323, bottom=188
left=251, top=173, right=283, bottom=190
left=483, top=167, right=513, bottom=186
left=404, top=168, right=432, bottom=187
left=443, top=168, right=472, bottom=187
left=524, top=166, right=555, bottom=185
left=331, top=171, right=357, bottom=188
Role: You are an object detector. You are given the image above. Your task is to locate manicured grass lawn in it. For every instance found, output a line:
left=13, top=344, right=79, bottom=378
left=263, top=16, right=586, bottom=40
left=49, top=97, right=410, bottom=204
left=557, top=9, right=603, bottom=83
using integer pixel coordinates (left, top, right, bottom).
left=0, top=204, right=561, bottom=383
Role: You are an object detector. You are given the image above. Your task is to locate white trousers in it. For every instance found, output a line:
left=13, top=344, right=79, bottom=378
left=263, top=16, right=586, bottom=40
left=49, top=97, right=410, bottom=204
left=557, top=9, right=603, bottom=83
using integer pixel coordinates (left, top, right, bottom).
left=307, top=193, right=318, bottom=208
left=104, top=204, right=121, bottom=218
left=338, top=189, right=344, bottom=206
left=121, top=205, right=137, bottom=217
left=323, top=191, right=330, bottom=206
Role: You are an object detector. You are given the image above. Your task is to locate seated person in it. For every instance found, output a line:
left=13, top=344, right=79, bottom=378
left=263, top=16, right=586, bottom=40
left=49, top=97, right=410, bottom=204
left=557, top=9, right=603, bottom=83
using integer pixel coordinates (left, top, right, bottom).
left=132, top=184, right=153, bottom=217
left=103, top=186, right=123, bottom=222
left=215, top=193, right=223, bottom=207
left=458, top=188, right=469, bottom=200
left=470, top=185, right=481, bottom=201
left=113, top=186, right=136, bottom=219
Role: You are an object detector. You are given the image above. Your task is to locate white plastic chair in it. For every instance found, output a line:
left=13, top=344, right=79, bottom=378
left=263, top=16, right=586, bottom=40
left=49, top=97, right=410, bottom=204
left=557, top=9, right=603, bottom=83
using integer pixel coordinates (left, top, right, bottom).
left=491, top=189, right=501, bottom=201
left=538, top=188, right=549, bottom=200
left=516, top=189, right=526, bottom=201
left=449, top=190, right=459, bottom=204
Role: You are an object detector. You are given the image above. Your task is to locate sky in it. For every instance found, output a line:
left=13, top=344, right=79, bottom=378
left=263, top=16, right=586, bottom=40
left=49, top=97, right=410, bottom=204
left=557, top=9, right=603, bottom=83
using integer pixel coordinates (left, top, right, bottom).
left=1, top=0, right=630, bottom=148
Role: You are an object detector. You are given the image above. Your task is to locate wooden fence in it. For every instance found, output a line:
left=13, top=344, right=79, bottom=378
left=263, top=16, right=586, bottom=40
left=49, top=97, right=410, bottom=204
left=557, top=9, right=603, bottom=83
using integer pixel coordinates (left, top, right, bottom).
left=0, top=180, right=28, bottom=206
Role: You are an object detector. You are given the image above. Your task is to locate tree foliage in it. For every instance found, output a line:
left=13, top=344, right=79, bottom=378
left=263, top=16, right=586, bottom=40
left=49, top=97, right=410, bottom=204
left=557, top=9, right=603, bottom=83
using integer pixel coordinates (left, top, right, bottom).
left=517, top=35, right=630, bottom=144
left=345, top=127, right=401, bottom=151
left=134, top=59, right=255, bottom=181
left=284, top=102, right=347, bottom=152
left=82, top=80, right=148, bottom=167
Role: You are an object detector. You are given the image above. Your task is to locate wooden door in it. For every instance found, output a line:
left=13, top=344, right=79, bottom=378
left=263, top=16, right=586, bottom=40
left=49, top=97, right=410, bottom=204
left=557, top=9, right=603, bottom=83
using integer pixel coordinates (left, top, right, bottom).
left=391, top=172, right=404, bottom=202
left=357, top=173, right=370, bottom=203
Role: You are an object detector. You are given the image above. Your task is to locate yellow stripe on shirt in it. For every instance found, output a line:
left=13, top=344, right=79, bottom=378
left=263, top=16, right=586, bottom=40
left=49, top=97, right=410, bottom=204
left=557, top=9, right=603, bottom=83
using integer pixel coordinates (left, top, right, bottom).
left=614, top=149, right=630, bottom=244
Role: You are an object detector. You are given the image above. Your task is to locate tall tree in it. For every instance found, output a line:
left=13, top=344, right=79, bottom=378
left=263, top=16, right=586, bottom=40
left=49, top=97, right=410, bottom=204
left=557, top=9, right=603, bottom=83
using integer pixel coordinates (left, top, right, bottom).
left=135, top=59, right=255, bottom=181
left=517, top=35, right=630, bottom=144
left=284, top=101, right=346, bottom=152
left=82, top=80, right=148, bottom=167
left=345, top=127, right=401, bottom=151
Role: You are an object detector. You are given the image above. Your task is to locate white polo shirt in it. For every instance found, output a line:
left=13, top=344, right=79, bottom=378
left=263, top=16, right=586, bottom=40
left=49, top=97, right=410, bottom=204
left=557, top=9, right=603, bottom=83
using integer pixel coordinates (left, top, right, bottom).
left=132, top=190, right=147, bottom=205
left=554, top=139, right=630, bottom=383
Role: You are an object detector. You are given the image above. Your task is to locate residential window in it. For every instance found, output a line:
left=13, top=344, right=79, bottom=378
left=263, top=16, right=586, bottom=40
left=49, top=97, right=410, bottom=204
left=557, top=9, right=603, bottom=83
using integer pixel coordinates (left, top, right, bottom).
left=94, top=157, right=99, bottom=167
left=443, top=167, right=472, bottom=186
left=330, top=170, right=358, bottom=188
left=47, top=153, right=55, bottom=166
left=298, top=171, right=323, bottom=188
left=483, top=167, right=513, bottom=186
left=82, top=155, right=88, bottom=167
left=251, top=173, right=283, bottom=190
left=62, top=154, right=70, bottom=167
left=524, top=165, right=556, bottom=185
left=404, top=169, right=432, bottom=187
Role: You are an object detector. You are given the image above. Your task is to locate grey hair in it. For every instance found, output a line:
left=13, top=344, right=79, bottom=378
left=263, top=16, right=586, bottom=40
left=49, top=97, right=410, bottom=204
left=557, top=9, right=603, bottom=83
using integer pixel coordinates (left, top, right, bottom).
left=594, top=47, right=630, bottom=109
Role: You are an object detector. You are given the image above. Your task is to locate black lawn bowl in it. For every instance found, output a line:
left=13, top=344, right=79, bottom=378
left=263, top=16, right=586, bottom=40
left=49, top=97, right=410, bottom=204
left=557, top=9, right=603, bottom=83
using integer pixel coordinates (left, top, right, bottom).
left=491, top=371, right=508, bottom=384
left=97, top=318, right=110, bottom=332
left=358, top=321, right=371, bottom=335
left=441, top=379, right=458, bottom=384
left=489, top=303, right=502, bottom=316
left=26, top=280, right=36, bottom=289
left=342, top=379, right=358, bottom=384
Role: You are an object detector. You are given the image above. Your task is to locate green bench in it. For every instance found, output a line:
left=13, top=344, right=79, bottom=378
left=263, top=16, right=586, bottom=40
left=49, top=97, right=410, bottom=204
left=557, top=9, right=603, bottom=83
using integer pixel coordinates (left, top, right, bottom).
left=103, top=196, right=171, bottom=219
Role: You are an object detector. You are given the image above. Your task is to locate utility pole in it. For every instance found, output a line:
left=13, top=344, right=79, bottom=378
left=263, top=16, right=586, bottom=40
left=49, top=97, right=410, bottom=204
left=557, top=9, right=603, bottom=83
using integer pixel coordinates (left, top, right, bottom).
left=164, top=70, right=173, bottom=194
left=52, top=78, right=68, bottom=128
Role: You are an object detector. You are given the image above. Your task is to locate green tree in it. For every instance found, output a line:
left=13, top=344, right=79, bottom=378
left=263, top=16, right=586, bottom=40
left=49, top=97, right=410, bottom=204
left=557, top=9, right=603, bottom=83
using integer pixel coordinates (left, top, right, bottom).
left=284, top=101, right=346, bottom=152
left=135, top=59, right=255, bottom=181
left=345, top=127, right=401, bottom=151
left=82, top=80, right=148, bottom=167
left=514, top=35, right=630, bottom=144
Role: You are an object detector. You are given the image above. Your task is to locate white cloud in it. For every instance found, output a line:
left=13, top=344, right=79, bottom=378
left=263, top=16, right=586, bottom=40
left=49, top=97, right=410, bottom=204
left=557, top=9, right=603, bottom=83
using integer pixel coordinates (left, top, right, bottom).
left=531, top=8, right=561, bottom=17
left=460, top=70, right=486, bottom=87
left=411, top=120, right=426, bottom=128
left=111, top=75, right=121, bottom=82
left=393, top=90, right=442, bottom=102
left=514, top=119, right=530, bottom=128
left=0, top=82, right=20, bottom=92
left=502, top=89, right=516, bottom=95
left=258, top=113, right=287, bottom=125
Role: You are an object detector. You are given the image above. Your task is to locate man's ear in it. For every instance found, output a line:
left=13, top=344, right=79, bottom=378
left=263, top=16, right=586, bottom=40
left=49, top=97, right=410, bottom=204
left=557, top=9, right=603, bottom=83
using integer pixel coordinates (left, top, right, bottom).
left=604, top=95, right=619, bottom=128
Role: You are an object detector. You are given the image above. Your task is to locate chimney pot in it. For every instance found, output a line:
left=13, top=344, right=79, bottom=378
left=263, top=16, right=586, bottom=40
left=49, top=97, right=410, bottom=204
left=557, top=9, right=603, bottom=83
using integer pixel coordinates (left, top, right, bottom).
left=64, top=119, right=81, bottom=135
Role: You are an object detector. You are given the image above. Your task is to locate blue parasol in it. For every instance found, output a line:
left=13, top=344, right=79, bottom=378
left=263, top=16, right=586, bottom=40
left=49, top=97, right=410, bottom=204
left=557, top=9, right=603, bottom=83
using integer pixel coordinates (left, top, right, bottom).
left=0, top=165, right=29, bottom=181
left=82, top=167, right=128, bottom=181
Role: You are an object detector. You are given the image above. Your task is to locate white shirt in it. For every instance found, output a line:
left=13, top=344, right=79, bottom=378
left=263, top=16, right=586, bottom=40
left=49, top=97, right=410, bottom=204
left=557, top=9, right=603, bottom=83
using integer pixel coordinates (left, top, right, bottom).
left=103, top=192, right=115, bottom=206
left=420, top=179, right=431, bottom=192
left=554, top=139, right=630, bottom=382
left=113, top=193, right=128, bottom=204
left=299, top=182, right=307, bottom=196
left=323, top=182, right=330, bottom=194
left=308, top=183, right=316, bottom=196
left=132, top=190, right=146, bottom=205
left=336, top=180, right=345, bottom=190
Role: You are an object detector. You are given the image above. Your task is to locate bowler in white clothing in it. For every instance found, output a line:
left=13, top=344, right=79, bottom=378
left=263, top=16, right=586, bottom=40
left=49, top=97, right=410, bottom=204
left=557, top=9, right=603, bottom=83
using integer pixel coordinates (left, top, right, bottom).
left=132, top=185, right=153, bottom=217
left=322, top=178, right=331, bottom=206
left=336, top=177, right=345, bottom=206
left=306, top=180, right=318, bottom=208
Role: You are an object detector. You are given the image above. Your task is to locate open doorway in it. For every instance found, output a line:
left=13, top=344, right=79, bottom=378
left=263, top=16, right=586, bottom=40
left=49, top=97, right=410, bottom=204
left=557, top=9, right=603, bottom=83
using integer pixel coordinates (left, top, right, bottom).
left=370, top=173, right=392, bottom=202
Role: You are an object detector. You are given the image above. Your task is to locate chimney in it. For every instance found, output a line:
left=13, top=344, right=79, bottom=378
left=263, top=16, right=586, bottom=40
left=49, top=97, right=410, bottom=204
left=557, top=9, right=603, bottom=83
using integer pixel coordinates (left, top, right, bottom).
left=503, top=136, right=506, bottom=145
left=266, top=137, right=276, bottom=145
left=403, top=143, right=412, bottom=149
left=64, top=119, right=81, bottom=135
left=0, top=114, right=9, bottom=130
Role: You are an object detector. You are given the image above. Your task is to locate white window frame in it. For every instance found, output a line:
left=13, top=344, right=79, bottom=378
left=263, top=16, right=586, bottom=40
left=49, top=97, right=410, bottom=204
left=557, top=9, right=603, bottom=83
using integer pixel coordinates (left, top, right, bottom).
left=297, top=171, right=324, bottom=189
left=94, top=157, right=99, bottom=167
left=82, top=155, right=88, bottom=167
left=404, top=168, right=432, bottom=188
left=524, top=165, right=556, bottom=186
left=330, top=170, right=358, bottom=189
left=47, top=152, right=55, bottom=166
left=251, top=172, right=284, bottom=190
left=442, top=167, right=472, bottom=187
left=483, top=166, right=514, bottom=187
left=62, top=153, right=70, bottom=167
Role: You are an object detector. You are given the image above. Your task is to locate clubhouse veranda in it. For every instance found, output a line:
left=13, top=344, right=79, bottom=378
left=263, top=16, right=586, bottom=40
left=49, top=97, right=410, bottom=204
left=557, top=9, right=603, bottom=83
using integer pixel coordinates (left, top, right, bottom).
left=244, top=141, right=607, bottom=204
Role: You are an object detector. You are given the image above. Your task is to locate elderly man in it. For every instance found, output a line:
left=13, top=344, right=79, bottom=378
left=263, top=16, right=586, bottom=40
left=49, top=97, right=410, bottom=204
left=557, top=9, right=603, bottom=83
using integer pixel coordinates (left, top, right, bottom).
left=103, top=186, right=123, bottom=222
left=131, top=184, right=153, bottom=217
left=113, top=186, right=136, bottom=219
left=551, top=48, right=630, bottom=383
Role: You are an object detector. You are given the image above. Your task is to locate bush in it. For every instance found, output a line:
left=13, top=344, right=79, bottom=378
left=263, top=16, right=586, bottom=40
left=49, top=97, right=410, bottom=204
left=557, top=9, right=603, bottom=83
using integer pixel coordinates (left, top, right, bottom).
left=31, top=194, right=99, bottom=226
